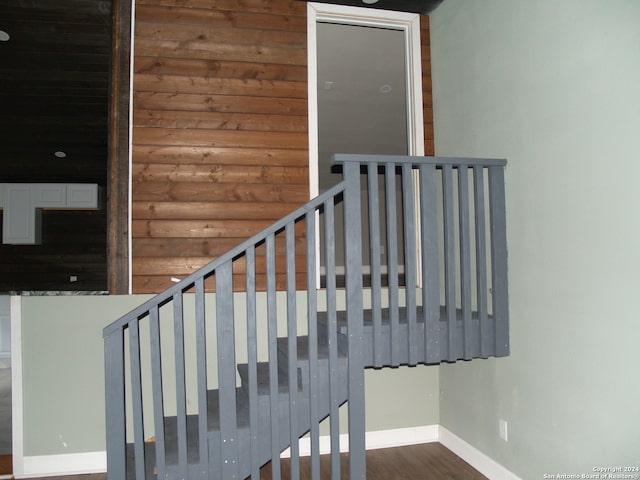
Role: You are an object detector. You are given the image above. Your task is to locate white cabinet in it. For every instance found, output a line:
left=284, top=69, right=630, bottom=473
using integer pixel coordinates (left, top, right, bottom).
left=36, top=184, right=67, bottom=207
left=67, top=184, right=98, bottom=208
left=2, top=185, right=41, bottom=244
left=0, top=183, right=99, bottom=244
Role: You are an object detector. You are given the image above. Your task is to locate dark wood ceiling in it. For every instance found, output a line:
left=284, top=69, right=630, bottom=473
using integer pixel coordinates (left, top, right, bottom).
left=0, top=0, right=112, bottom=293
left=0, top=0, right=112, bottom=184
left=0, top=0, right=440, bottom=293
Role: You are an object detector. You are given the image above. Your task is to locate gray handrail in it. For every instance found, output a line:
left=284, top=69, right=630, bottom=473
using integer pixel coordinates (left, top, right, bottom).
left=103, top=181, right=347, bottom=336
left=103, top=154, right=509, bottom=480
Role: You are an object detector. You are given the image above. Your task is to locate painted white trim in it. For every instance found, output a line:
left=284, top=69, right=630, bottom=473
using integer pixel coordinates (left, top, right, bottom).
left=439, top=426, right=522, bottom=480
left=307, top=3, right=320, bottom=201
left=127, top=0, right=136, bottom=294
left=365, top=424, right=439, bottom=450
left=281, top=424, right=439, bottom=458
left=10, top=295, right=23, bottom=478
left=15, top=451, right=106, bottom=479
left=307, top=3, right=425, bottom=289
left=307, top=2, right=425, bottom=200
left=9, top=426, right=520, bottom=478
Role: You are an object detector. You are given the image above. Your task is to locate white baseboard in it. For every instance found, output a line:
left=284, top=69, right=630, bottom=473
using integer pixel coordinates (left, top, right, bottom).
left=281, top=424, right=439, bottom=458
left=16, top=451, right=106, bottom=479
left=13, top=426, right=519, bottom=479
left=439, top=426, right=522, bottom=480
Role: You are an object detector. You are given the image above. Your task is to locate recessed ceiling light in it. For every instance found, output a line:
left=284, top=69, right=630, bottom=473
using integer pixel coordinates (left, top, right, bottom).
left=362, top=0, right=379, bottom=4
left=379, top=84, right=392, bottom=94
left=0, top=30, right=9, bottom=42
left=54, top=151, right=67, bottom=158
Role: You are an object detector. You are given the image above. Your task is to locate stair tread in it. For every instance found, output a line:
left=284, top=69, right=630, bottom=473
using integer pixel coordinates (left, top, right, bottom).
left=237, top=361, right=300, bottom=395
left=276, top=335, right=346, bottom=360
left=123, top=309, right=490, bottom=479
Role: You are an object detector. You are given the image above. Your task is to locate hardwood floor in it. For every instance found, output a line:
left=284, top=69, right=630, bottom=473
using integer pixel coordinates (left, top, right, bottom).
left=24, top=442, right=487, bottom=480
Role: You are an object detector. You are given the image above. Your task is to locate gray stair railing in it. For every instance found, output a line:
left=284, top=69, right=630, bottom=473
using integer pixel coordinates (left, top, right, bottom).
left=103, top=154, right=509, bottom=480
left=338, top=154, right=509, bottom=366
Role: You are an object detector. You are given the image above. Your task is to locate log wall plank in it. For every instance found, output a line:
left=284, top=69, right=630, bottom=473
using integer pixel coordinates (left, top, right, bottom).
left=421, top=15, right=435, bottom=155
left=131, top=0, right=434, bottom=293
left=132, top=0, right=309, bottom=292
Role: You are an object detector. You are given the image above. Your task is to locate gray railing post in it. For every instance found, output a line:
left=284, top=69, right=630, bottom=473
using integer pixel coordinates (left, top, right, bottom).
left=342, top=159, right=366, bottom=480
left=104, top=329, right=126, bottom=480
left=489, top=165, right=510, bottom=356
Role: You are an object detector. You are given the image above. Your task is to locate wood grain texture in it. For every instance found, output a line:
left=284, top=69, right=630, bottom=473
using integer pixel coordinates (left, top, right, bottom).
left=131, top=0, right=435, bottom=293
left=421, top=14, right=435, bottom=155
left=132, top=164, right=308, bottom=184
left=0, top=0, right=110, bottom=293
left=132, top=236, right=306, bottom=257
left=132, top=272, right=306, bottom=293
left=132, top=201, right=302, bottom=220
left=134, top=57, right=308, bottom=81
left=131, top=0, right=310, bottom=292
left=132, top=146, right=308, bottom=166
left=132, top=182, right=310, bottom=203
left=108, top=0, right=132, bottom=294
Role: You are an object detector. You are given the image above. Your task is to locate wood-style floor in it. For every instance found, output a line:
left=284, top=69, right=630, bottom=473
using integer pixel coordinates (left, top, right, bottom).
left=24, top=442, right=487, bottom=480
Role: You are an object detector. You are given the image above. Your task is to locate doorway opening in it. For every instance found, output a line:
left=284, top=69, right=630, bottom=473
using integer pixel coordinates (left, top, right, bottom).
left=307, top=3, right=425, bottom=286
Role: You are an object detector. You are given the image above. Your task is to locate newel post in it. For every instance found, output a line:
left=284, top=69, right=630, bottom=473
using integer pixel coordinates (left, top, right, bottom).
left=104, top=328, right=126, bottom=480
left=340, top=156, right=366, bottom=479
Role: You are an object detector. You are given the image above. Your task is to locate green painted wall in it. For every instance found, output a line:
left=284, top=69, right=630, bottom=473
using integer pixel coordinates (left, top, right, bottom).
left=20, top=293, right=438, bottom=457
left=430, top=0, right=640, bottom=477
left=21, top=295, right=152, bottom=455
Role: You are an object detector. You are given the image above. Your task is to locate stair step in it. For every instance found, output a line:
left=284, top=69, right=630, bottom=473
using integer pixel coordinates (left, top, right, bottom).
left=237, top=361, right=302, bottom=395
left=276, top=335, right=340, bottom=361
left=318, top=306, right=431, bottom=336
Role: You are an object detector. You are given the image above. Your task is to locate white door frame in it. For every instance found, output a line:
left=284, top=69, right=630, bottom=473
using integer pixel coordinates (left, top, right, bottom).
left=307, top=2, right=426, bottom=286
left=307, top=1, right=425, bottom=199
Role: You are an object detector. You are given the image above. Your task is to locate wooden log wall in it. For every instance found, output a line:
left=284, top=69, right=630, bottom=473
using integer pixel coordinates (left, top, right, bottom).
left=130, top=0, right=435, bottom=294
left=421, top=15, right=435, bottom=155
left=131, top=0, right=309, bottom=293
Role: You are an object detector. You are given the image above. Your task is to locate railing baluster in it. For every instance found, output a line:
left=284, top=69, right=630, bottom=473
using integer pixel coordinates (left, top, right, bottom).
left=129, top=319, right=146, bottom=479
left=195, top=277, right=208, bottom=478
left=266, top=233, right=281, bottom=480
left=105, top=329, right=126, bottom=480
left=104, top=154, right=509, bottom=480
left=473, top=166, right=490, bottom=358
left=385, top=162, right=400, bottom=366
left=149, top=306, right=167, bottom=480
left=442, top=165, right=457, bottom=361
left=173, top=292, right=189, bottom=479
left=246, top=246, right=260, bottom=480
left=285, top=223, right=299, bottom=479
left=458, top=166, right=473, bottom=359
left=216, top=261, right=239, bottom=480
left=402, top=163, right=418, bottom=365
left=489, top=165, right=510, bottom=357
left=367, top=162, right=383, bottom=368
left=419, top=164, right=441, bottom=363
left=306, top=211, right=321, bottom=480
left=324, top=198, right=341, bottom=480
left=344, top=161, right=365, bottom=480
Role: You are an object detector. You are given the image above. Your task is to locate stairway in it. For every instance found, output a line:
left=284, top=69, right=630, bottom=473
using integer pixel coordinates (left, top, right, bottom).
left=126, top=317, right=349, bottom=480
left=105, top=154, right=509, bottom=480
